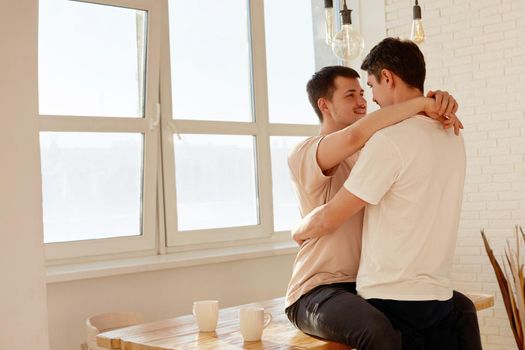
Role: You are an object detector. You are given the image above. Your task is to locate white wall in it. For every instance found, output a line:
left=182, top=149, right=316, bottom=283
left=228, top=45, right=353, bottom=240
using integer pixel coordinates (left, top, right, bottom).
left=0, top=1, right=50, bottom=350
left=47, top=255, right=294, bottom=350
left=385, top=1, right=525, bottom=349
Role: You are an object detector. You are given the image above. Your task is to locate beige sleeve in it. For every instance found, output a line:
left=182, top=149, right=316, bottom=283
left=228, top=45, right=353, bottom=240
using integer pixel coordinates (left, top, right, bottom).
left=288, top=136, right=333, bottom=193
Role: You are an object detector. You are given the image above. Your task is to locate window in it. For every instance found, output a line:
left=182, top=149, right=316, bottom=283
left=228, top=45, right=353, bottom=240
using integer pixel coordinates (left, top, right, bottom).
left=40, top=132, right=144, bottom=243
left=39, top=0, right=317, bottom=262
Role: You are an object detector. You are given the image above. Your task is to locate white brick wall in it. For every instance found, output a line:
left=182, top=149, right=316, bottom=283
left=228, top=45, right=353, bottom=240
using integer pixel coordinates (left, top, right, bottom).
left=385, top=0, right=525, bottom=349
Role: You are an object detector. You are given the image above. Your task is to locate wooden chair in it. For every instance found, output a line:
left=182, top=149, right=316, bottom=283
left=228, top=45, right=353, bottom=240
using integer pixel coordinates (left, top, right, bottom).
left=85, top=311, right=143, bottom=350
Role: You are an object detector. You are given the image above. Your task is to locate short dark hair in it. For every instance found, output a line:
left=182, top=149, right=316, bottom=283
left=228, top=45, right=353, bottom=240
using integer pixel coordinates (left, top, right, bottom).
left=361, top=37, right=426, bottom=93
left=306, top=66, right=360, bottom=122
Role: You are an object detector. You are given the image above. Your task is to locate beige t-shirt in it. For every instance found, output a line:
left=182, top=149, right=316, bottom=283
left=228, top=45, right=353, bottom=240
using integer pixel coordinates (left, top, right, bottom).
left=285, top=136, right=363, bottom=308
left=344, top=116, right=466, bottom=301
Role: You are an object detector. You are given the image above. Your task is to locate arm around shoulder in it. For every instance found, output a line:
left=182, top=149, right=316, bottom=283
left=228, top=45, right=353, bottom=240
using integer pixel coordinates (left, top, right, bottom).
left=316, top=97, right=428, bottom=172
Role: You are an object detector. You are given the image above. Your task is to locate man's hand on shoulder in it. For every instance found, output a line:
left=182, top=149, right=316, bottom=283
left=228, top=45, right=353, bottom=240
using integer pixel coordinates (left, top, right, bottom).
left=425, top=90, right=464, bottom=136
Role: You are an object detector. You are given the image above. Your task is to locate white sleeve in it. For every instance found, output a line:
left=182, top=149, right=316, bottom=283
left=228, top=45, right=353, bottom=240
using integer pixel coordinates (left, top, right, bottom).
left=343, top=132, right=402, bottom=205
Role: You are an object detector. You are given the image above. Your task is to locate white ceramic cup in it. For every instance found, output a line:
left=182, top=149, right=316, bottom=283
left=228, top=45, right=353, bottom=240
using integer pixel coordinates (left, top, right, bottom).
left=239, top=307, right=272, bottom=342
left=192, top=300, right=219, bottom=332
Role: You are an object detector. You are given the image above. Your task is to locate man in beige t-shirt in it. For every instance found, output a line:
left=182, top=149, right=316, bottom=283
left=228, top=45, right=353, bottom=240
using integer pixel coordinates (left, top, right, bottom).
left=292, top=39, right=481, bottom=350
left=285, top=65, right=467, bottom=349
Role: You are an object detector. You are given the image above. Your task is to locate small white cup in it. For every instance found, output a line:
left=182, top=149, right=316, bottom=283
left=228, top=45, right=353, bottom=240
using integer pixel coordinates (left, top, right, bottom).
left=239, top=307, right=272, bottom=342
left=193, top=300, right=219, bottom=332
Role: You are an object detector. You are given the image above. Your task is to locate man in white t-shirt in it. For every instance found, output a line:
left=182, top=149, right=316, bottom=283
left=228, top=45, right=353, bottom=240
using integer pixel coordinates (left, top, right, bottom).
left=291, top=38, right=480, bottom=350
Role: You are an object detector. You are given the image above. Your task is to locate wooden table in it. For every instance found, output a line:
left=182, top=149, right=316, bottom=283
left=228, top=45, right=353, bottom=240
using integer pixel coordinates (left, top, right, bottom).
left=97, top=294, right=494, bottom=350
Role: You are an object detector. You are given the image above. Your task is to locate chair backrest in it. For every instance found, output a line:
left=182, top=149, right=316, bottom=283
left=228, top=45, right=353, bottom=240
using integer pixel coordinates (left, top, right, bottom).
left=85, top=311, right=144, bottom=350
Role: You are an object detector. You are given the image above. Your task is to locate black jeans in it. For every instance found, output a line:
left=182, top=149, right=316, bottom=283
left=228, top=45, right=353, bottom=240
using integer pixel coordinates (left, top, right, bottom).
left=286, top=283, right=402, bottom=350
left=368, top=291, right=482, bottom=350
left=286, top=284, right=482, bottom=350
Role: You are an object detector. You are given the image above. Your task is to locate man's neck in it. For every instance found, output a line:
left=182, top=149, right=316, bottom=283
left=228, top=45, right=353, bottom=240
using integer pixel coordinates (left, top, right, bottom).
left=319, top=117, right=346, bottom=136
left=392, top=87, right=424, bottom=105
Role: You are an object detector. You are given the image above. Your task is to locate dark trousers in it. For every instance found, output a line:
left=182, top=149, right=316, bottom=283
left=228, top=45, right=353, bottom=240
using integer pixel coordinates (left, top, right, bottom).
left=450, top=291, right=483, bottom=350
left=286, top=283, right=402, bottom=350
left=368, top=291, right=482, bottom=350
left=286, top=284, right=482, bottom=350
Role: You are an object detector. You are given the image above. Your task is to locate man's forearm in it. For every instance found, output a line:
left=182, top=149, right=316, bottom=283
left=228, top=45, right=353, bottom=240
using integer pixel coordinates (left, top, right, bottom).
left=292, top=205, right=335, bottom=245
left=291, top=187, right=367, bottom=245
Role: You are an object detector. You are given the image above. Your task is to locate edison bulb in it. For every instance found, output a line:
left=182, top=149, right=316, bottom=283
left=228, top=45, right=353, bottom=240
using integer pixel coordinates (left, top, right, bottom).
left=331, top=24, right=364, bottom=62
left=325, top=7, right=334, bottom=45
left=411, top=1, right=425, bottom=45
left=411, top=18, right=425, bottom=44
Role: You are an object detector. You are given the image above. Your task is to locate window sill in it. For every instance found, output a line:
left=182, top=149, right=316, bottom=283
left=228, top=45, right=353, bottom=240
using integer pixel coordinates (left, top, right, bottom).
left=46, top=240, right=298, bottom=284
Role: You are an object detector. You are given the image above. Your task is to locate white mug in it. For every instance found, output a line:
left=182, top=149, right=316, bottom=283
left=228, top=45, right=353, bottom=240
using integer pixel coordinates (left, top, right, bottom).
left=239, top=307, right=272, bottom=342
left=192, top=300, right=219, bottom=332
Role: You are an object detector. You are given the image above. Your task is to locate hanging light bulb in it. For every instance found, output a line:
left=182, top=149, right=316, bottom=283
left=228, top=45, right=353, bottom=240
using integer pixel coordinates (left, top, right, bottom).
left=324, top=0, right=334, bottom=45
left=331, top=1, right=364, bottom=65
left=411, top=0, right=425, bottom=44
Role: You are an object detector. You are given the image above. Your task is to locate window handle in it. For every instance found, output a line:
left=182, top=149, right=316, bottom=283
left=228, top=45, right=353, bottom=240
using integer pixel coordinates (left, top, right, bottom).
left=150, top=103, right=161, bottom=130
left=153, top=103, right=181, bottom=140
left=170, top=122, right=182, bottom=140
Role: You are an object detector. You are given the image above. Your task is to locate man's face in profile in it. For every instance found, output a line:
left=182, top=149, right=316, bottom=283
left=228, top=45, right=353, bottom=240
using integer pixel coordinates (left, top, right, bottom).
left=367, top=73, right=391, bottom=108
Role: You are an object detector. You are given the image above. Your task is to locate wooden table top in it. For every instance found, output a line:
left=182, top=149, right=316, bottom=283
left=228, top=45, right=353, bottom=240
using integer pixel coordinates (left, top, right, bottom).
left=466, top=293, right=494, bottom=311
left=97, top=293, right=494, bottom=350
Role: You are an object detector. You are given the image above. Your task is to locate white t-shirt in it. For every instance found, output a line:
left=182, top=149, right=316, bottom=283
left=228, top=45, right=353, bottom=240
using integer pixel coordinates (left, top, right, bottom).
left=285, top=136, right=363, bottom=308
left=344, top=115, right=466, bottom=301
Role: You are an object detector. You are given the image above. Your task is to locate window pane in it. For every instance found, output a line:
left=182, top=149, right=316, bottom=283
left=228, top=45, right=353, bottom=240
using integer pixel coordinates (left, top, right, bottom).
left=168, top=0, right=252, bottom=122
left=174, top=135, right=258, bottom=230
left=265, top=0, right=317, bottom=124
left=270, top=136, right=304, bottom=231
left=38, top=0, right=147, bottom=117
left=40, top=132, right=143, bottom=243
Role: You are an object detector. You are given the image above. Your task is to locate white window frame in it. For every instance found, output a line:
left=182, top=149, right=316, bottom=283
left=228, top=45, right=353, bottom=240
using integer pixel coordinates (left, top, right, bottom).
left=40, top=0, right=319, bottom=262
left=159, top=0, right=318, bottom=251
left=40, top=0, right=162, bottom=261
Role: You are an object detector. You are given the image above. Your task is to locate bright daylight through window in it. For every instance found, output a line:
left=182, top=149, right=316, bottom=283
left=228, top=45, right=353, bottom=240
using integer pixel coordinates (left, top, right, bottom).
left=38, top=0, right=316, bottom=261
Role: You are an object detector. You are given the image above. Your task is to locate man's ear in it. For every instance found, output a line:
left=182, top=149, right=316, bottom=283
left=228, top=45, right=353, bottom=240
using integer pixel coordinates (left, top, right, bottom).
left=318, top=97, right=330, bottom=114
left=381, top=69, right=395, bottom=88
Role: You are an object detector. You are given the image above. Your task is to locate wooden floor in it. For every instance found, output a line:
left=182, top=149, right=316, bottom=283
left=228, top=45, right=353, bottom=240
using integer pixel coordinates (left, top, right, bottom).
left=97, top=294, right=494, bottom=350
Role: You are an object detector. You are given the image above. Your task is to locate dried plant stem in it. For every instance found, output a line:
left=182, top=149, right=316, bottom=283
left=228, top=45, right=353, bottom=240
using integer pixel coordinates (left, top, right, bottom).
left=481, top=226, right=525, bottom=350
